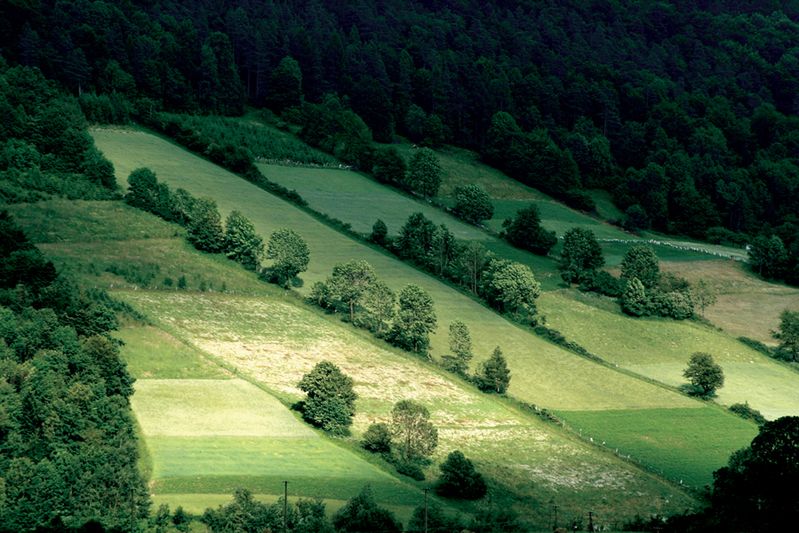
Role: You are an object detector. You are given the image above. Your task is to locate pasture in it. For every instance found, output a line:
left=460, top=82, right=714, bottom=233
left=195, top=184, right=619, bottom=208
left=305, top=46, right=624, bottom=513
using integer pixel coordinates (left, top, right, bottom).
left=557, top=408, right=758, bottom=488
left=8, top=196, right=701, bottom=524
left=540, top=291, right=799, bottom=419
left=119, top=289, right=695, bottom=522
left=91, top=128, right=695, bottom=413
left=86, top=127, right=762, bottom=513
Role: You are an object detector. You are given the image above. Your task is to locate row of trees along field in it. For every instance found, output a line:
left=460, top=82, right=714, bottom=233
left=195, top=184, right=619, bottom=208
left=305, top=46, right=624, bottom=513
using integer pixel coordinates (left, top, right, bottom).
left=3, top=1, right=799, bottom=284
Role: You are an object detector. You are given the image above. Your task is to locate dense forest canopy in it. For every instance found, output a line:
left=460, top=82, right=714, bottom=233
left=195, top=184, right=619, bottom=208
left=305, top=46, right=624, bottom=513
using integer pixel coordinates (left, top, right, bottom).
left=2, top=0, right=799, bottom=282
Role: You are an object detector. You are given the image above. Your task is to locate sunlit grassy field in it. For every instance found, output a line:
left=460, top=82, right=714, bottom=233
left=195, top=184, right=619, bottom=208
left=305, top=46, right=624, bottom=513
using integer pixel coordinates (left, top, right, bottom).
left=539, top=291, right=799, bottom=420
left=119, top=289, right=696, bottom=520
left=7, top=196, right=704, bottom=526
left=90, top=128, right=696, bottom=412
left=86, top=128, right=761, bottom=496
left=556, top=408, right=758, bottom=488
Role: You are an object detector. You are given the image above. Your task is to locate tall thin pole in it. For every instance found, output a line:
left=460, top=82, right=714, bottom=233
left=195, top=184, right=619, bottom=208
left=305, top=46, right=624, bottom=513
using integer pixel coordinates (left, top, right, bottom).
left=423, top=488, right=429, bottom=533
left=283, top=480, right=288, bottom=533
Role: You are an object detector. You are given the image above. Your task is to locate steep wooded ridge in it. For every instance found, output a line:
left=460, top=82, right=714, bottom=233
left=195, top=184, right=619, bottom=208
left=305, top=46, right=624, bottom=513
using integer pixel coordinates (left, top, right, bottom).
left=2, top=0, right=798, bottom=283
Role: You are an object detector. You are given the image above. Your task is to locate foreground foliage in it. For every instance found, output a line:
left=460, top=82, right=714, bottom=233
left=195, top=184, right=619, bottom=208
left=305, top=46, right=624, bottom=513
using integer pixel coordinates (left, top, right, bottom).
left=0, top=215, right=148, bottom=530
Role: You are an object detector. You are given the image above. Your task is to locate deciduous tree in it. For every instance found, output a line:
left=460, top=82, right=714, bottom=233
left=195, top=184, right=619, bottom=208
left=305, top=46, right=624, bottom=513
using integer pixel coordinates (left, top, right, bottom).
left=452, top=184, right=494, bottom=225
left=333, top=486, right=401, bottom=533
left=387, top=285, right=436, bottom=355
left=406, top=147, right=442, bottom=197
left=620, top=245, right=660, bottom=289
left=186, top=197, right=225, bottom=253
left=559, top=227, right=605, bottom=284
left=223, top=210, right=263, bottom=271
left=323, top=260, right=377, bottom=323
left=683, top=352, right=724, bottom=397
left=436, top=450, right=487, bottom=500
left=480, top=259, right=541, bottom=321
left=390, top=400, right=438, bottom=463
left=264, top=228, right=309, bottom=287
left=502, top=204, right=557, bottom=255
left=297, top=361, right=357, bottom=435
left=774, top=310, right=799, bottom=362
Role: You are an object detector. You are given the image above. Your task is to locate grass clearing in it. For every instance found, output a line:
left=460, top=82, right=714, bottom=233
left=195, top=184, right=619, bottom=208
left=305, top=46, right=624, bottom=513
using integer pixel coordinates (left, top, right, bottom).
left=91, top=127, right=693, bottom=413
left=259, top=163, right=489, bottom=240
left=557, top=408, right=758, bottom=488
left=660, top=260, right=799, bottom=344
left=133, top=379, right=314, bottom=437
left=539, top=291, right=799, bottom=419
left=4, top=199, right=180, bottom=242
left=86, top=128, right=767, bottom=518
left=11, top=195, right=701, bottom=523
left=119, top=289, right=696, bottom=523
left=131, top=377, right=422, bottom=512
left=117, top=325, right=230, bottom=379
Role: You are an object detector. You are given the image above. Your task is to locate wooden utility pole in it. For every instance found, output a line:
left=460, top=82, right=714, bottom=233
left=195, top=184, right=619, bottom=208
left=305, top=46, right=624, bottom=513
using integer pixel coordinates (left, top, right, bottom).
left=283, top=480, right=288, bottom=533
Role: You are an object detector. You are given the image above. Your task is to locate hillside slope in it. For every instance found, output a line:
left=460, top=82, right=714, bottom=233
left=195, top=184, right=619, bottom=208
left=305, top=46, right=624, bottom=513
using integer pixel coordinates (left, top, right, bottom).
left=89, top=127, right=759, bottom=491
left=6, top=199, right=700, bottom=528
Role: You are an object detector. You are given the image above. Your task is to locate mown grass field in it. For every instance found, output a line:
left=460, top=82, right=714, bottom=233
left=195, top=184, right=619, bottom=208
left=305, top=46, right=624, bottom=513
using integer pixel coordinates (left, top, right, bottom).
left=7, top=197, right=702, bottom=527
left=88, top=128, right=760, bottom=495
left=118, top=287, right=697, bottom=523
left=539, top=291, right=799, bottom=420
left=660, top=260, right=799, bottom=344
left=556, top=408, right=758, bottom=488
left=116, top=322, right=424, bottom=522
left=259, top=164, right=489, bottom=240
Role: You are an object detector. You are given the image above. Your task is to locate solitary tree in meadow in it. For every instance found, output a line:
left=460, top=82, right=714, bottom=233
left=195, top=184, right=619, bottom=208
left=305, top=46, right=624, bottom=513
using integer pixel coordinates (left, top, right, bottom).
left=683, top=352, right=724, bottom=397
left=297, top=361, right=357, bottom=435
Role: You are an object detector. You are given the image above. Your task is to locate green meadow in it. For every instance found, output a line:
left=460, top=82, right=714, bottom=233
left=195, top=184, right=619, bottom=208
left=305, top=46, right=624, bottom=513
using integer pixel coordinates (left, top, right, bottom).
left=116, top=321, right=425, bottom=520
left=557, top=408, right=758, bottom=488
left=7, top=197, right=700, bottom=526
left=87, top=127, right=760, bottom=494
left=539, top=291, right=799, bottom=420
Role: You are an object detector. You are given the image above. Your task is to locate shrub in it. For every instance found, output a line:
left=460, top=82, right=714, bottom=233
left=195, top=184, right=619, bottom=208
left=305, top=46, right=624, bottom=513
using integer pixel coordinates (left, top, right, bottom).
left=435, top=451, right=487, bottom=500
left=728, top=402, right=767, bottom=426
left=502, top=204, right=557, bottom=255
left=452, top=184, right=493, bottom=224
left=361, top=423, right=392, bottom=454
left=578, top=270, right=622, bottom=297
